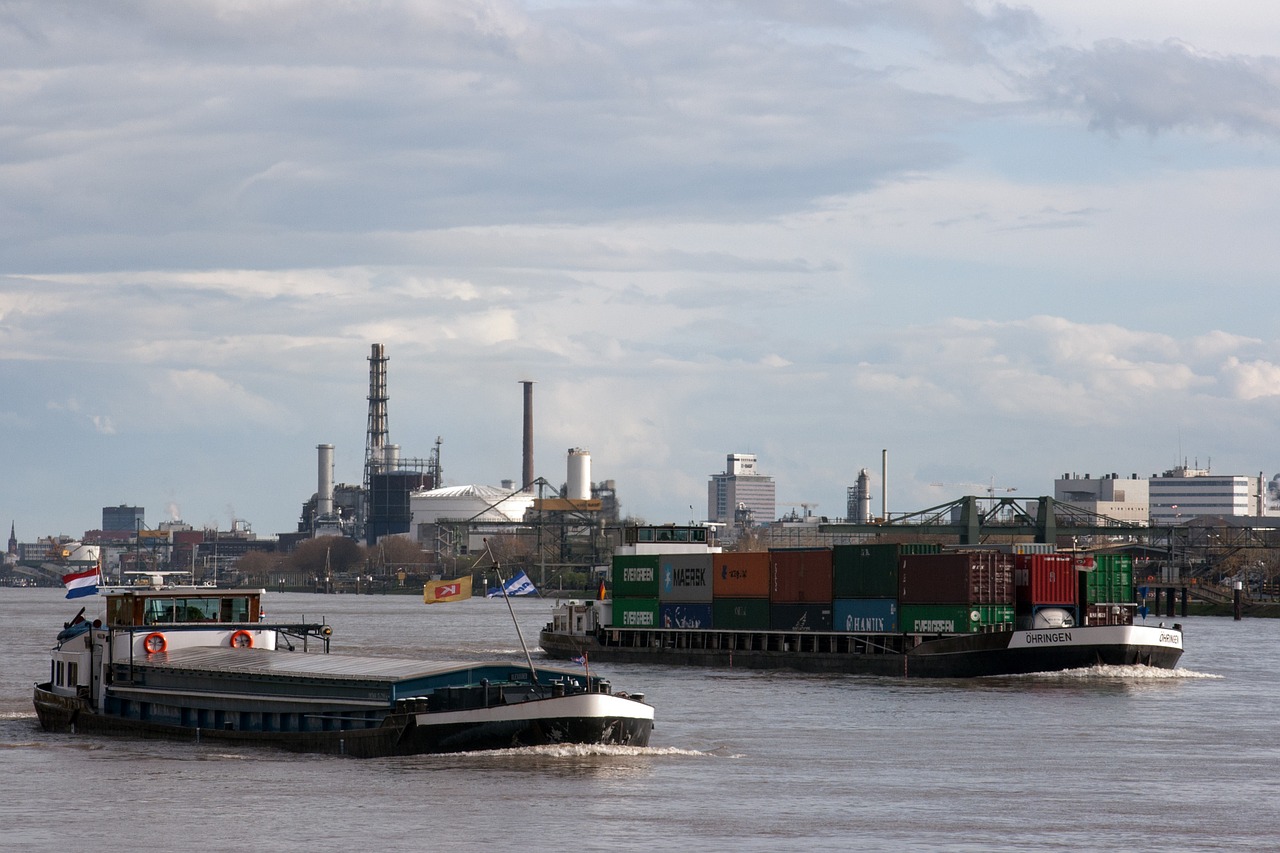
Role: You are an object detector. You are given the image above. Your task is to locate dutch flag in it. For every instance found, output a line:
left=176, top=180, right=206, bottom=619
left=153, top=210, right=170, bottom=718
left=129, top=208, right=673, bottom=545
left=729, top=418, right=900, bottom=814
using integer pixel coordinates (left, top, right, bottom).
left=62, top=567, right=100, bottom=599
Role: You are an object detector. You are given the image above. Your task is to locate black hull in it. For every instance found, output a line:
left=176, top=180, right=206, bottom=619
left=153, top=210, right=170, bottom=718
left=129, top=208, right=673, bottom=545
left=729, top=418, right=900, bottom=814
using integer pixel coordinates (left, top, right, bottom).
left=539, top=627, right=1184, bottom=679
left=33, top=684, right=653, bottom=758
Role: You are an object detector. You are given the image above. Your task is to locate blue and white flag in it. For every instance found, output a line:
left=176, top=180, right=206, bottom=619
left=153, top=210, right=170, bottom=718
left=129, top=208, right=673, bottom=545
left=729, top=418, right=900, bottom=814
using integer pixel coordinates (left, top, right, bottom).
left=486, top=570, right=538, bottom=598
left=571, top=654, right=587, bottom=666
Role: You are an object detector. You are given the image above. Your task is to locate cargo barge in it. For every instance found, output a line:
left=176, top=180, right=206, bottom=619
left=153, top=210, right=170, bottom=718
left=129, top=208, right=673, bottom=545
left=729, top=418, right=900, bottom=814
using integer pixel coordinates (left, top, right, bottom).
left=539, top=537, right=1184, bottom=678
left=35, top=586, right=653, bottom=757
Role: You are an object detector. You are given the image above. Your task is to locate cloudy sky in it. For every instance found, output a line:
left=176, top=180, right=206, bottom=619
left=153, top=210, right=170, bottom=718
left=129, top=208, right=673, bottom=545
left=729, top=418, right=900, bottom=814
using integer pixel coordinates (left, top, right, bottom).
left=4, top=1, right=1280, bottom=541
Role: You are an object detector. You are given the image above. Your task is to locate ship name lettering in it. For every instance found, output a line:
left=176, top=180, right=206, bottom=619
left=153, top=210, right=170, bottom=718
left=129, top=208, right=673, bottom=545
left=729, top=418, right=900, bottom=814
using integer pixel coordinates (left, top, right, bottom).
left=1024, top=631, right=1072, bottom=644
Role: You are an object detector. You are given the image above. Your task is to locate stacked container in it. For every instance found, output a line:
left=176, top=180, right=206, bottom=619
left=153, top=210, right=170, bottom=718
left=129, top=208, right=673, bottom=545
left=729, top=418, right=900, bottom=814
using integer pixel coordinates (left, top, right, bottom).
left=712, top=551, right=771, bottom=630
left=610, top=554, right=659, bottom=628
left=830, top=543, right=939, bottom=633
left=898, top=551, right=1014, bottom=633
left=1013, top=553, right=1077, bottom=629
left=658, top=553, right=713, bottom=628
left=1079, top=554, right=1136, bottom=626
left=769, top=548, right=833, bottom=631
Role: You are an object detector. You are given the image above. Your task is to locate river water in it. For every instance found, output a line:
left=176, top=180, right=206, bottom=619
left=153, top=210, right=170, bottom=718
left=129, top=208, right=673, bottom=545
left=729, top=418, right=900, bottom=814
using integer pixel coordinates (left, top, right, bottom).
left=2, top=588, right=1275, bottom=852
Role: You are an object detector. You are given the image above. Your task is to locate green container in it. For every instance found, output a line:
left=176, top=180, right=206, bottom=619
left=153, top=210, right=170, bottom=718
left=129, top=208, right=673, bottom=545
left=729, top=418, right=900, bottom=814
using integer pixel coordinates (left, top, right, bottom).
left=713, top=597, right=771, bottom=630
left=900, top=603, right=1015, bottom=634
left=611, top=597, right=659, bottom=629
left=1082, top=554, right=1133, bottom=604
left=833, top=543, right=940, bottom=598
left=612, top=555, right=660, bottom=598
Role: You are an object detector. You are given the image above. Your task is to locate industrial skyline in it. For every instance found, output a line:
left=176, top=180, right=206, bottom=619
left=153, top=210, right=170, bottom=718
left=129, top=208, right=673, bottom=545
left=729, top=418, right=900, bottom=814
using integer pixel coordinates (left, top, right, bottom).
left=4, top=3, right=1280, bottom=538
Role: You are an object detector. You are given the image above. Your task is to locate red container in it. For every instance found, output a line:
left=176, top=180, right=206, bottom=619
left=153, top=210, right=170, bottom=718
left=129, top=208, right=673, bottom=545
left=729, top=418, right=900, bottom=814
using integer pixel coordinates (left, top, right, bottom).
left=1013, top=554, right=1077, bottom=606
left=769, top=548, right=833, bottom=603
left=898, top=552, right=1012, bottom=605
left=713, top=551, right=771, bottom=598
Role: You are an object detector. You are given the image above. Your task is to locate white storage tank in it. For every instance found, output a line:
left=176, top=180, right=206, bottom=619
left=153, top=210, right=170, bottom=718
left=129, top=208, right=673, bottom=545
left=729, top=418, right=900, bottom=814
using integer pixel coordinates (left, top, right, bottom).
left=567, top=448, right=591, bottom=501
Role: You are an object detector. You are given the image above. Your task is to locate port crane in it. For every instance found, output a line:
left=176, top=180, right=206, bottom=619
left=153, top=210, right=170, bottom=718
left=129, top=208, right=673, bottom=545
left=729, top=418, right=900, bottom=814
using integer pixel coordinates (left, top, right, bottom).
left=929, top=479, right=1017, bottom=498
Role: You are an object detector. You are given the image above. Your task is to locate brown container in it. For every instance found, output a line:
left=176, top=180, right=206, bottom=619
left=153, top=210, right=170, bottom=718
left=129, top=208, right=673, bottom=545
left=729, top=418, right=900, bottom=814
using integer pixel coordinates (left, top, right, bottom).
left=769, top=548, right=833, bottom=603
left=712, top=551, right=771, bottom=598
left=1083, top=603, right=1136, bottom=626
left=898, top=552, right=1013, bottom=605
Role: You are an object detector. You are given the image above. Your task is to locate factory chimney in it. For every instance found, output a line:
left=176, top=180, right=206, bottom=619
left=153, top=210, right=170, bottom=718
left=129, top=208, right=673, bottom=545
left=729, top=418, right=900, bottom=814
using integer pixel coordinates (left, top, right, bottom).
left=521, top=380, right=535, bottom=492
left=317, top=444, right=335, bottom=519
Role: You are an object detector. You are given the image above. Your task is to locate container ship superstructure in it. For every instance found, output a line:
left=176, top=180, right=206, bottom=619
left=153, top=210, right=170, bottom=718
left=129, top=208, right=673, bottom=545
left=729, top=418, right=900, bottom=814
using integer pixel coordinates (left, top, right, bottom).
left=540, top=528, right=1183, bottom=678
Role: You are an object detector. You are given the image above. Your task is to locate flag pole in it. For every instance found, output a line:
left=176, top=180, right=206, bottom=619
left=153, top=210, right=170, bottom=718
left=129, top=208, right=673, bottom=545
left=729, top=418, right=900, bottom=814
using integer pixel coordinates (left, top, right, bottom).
left=484, top=539, right=540, bottom=686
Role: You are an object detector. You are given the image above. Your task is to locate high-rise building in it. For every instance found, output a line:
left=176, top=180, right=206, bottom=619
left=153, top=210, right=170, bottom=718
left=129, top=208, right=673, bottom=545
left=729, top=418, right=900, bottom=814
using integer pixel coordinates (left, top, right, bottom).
left=103, top=505, right=145, bottom=533
left=708, top=453, right=775, bottom=526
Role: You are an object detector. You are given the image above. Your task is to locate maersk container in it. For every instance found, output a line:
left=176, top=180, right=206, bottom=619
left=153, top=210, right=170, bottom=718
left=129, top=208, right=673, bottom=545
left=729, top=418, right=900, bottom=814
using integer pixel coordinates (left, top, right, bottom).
left=612, top=555, right=660, bottom=598
left=898, top=552, right=1013, bottom=605
left=659, top=553, right=713, bottom=603
left=611, top=597, right=659, bottom=629
left=769, top=548, right=834, bottom=603
left=900, top=603, right=1015, bottom=634
left=1013, top=554, right=1077, bottom=606
left=1080, top=554, right=1133, bottom=605
left=832, top=598, right=897, bottom=633
left=659, top=602, right=713, bottom=629
left=769, top=602, right=833, bottom=632
left=712, top=551, right=771, bottom=598
left=713, top=597, right=771, bottom=630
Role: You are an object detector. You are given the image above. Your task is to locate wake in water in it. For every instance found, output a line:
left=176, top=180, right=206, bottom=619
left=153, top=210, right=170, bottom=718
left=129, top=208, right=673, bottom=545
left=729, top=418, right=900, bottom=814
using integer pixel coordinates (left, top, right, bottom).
left=441, top=742, right=732, bottom=759
left=1016, top=664, right=1222, bottom=680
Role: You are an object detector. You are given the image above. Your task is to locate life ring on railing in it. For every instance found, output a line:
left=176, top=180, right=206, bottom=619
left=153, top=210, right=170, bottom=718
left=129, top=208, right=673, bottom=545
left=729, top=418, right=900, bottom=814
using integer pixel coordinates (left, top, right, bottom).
left=229, top=630, right=254, bottom=649
left=143, top=632, right=167, bottom=654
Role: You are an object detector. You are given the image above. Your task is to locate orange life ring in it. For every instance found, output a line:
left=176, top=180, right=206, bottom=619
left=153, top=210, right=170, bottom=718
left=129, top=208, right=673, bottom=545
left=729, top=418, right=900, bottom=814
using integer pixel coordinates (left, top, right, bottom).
left=143, top=632, right=167, bottom=654
left=229, top=630, right=254, bottom=649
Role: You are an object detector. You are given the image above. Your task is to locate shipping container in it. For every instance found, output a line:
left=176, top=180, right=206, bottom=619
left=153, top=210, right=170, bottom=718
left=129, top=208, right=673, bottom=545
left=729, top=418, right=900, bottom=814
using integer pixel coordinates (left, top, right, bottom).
left=612, top=555, right=660, bottom=598
left=769, top=602, right=833, bottom=632
left=659, top=602, right=713, bottom=629
left=833, top=544, right=898, bottom=598
left=659, top=553, right=714, bottom=603
left=1013, top=554, right=1077, bottom=606
left=1079, top=554, right=1133, bottom=605
left=712, top=551, right=771, bottom=598
left=1082, top=602, right=1136, bottom=626
left=610, top=597, right=659, bottom=629
left=833, top=598, right=898, bottom=633
left=900, top=603, right=1015, bottom=634
left=769, top=548, right=834, bottom=603
left=898, top=552, right=1013, bottom=605
left=712, top=597, right=771, bottom=630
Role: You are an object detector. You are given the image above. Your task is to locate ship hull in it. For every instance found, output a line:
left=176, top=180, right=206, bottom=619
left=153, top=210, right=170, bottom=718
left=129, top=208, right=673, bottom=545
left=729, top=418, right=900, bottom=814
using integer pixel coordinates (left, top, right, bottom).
left=34, top=683, right=652, bottom=757
left=539, top=623, right=1184, bottom=678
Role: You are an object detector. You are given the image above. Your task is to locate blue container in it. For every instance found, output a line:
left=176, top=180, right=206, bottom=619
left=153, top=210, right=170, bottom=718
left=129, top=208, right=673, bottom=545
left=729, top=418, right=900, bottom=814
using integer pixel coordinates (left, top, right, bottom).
left=659, top=602, right=713, bottom=629
left=833, top=598, right=898, bottom=633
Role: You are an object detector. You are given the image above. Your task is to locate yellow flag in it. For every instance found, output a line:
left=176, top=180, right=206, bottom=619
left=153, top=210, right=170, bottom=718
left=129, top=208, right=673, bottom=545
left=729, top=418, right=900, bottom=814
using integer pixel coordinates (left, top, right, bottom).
left=423, top=576, right=473, bottom=604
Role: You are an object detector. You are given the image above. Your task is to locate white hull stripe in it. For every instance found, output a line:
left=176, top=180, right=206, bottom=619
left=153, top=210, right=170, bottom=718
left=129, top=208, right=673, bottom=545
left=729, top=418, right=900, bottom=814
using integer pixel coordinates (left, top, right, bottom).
left=412, top=693, right=654, bottom=727
left=1007, top=624, right=1183, bottom=650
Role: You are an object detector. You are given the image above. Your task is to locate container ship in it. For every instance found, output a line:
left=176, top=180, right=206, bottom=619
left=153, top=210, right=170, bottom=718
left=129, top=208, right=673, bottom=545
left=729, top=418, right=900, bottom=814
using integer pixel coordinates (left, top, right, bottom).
left=540, top=536, right=1183, bottom=678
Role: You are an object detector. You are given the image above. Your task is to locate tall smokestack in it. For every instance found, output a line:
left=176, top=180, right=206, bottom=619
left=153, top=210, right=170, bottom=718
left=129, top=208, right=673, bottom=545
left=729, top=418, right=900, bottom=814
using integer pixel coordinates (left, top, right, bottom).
left=521, top=380, right=535, bottom=492
left=317, top=444, right=335, bottom=518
